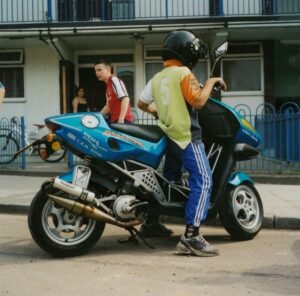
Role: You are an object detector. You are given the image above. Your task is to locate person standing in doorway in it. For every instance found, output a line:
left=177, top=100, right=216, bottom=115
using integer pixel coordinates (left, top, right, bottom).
left=138, top=30, right=226, bottom=256
left=0, top=81, right=5, bottom=107
left=72, top=86, right=90, bottom=113
left=94, top=60, right=133, bottom=123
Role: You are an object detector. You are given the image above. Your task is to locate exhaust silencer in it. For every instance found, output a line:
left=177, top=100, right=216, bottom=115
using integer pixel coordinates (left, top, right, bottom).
left=48, top=194, right=141, bottom=229
left=53, top=177, right=97, bottom=205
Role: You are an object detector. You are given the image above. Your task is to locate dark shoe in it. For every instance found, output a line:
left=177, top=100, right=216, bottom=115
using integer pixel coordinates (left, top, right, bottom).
left=140, top=223, right=173, bottom=238
left=176, top=235, right=219, bottom=257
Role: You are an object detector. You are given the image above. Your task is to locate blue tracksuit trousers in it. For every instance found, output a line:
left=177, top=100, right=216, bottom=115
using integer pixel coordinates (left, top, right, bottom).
left=181, top=142, right=213, bottom=227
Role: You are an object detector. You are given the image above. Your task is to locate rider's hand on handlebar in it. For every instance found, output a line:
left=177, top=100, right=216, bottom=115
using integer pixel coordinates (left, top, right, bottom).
left=213, top=78, right=227, bottom=92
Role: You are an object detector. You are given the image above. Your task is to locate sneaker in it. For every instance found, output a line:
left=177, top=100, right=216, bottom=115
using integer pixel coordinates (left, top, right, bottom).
left=176, top=235, right=219, bottom=257
left=140, top=223, right=173, bottom=238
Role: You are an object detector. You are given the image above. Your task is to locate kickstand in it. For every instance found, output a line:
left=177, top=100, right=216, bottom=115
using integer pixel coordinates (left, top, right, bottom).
left=118, top=227, right=155, bottom=249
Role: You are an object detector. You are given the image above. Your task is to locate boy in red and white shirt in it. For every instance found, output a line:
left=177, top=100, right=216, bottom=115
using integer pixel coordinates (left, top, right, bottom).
left=94, top=60, right=133, bottom=123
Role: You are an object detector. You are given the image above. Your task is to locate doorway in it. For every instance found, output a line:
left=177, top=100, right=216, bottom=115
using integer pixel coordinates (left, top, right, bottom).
left=79, top=68, right=106, bottom=111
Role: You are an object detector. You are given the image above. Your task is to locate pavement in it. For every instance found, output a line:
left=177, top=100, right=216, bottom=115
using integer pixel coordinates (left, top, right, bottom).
left=0, top=159, right=300, bottom=230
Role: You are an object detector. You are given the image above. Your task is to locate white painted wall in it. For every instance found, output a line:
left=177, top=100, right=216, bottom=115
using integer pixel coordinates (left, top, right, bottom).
left=0, top=46, right=60, bottom=130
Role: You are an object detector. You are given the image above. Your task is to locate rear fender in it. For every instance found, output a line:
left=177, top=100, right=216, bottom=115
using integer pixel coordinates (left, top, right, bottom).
left=57, top=166, right=118, bottom=193
left=59, top=170, right=74, bottom=183
left=228, top=172, right=253, bottom=187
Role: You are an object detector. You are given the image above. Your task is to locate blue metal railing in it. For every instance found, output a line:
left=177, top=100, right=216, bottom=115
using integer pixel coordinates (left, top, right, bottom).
left=235, top=102, right=300, bottom=174
left=0, top=0, right=299, bottom=24
left=1, top=102, right=299, bottom=174
left=0, top=116, right=25, bottom=170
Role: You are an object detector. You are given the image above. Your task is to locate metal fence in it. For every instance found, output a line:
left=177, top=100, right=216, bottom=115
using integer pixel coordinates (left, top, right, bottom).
left=235, top=102, right=300, bottom=174
left=0, top=116, right=25, bottom=169
left=0, top=0, right=299, bottom=23
left=1, top=102, right=300, bottom=174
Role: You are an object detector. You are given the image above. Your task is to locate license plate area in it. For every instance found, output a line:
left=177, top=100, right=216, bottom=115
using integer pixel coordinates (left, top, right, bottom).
left=72, top=164, right=91, bottom=189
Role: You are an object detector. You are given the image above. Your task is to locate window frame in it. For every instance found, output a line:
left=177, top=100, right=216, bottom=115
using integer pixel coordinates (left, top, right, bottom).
left=0, top=64, right=25, bottom=102
left=221, top=43, right=264, bottom=96
left=144, top=58, right=210, bottom=84
left=0, top=49, right=24, bottom=64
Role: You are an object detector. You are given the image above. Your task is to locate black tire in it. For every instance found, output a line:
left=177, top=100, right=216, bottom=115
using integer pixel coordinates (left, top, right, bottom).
left=28, top=184, right=105, bottom=257
left=0, top=134, right=20, bottom=164
left=38, top=139, right=67, bottom=163
left=219, top=182, right=263, bottom=241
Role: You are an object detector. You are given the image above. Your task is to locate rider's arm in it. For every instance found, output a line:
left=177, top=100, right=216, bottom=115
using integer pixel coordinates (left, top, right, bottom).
left=181, top=73, right=226, bottom=109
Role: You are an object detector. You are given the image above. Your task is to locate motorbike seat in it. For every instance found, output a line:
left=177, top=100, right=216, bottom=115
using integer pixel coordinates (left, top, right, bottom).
left=109, top=123, right=164, bottom=143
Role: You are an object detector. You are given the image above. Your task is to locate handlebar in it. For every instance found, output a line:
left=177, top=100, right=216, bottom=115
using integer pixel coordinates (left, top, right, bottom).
left=213, top=80, right=224, bottom=92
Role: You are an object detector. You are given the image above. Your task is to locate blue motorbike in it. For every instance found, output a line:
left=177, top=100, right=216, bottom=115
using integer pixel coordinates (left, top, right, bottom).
left=26, top=42, right=263, bottom=257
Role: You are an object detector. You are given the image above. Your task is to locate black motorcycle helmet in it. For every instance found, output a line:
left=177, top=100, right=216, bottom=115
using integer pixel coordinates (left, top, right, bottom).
left=162, top=30, right=207, bottom=69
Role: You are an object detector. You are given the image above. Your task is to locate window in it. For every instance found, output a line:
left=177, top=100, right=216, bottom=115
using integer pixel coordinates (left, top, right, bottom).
left=145, top=60, right=208, bottom=84
left=0, top=67, right=24, bottom=98
left=0, top=49, right=24, bottom=100
left=221, top=43, right=263, bottom=94
left=145, top=62, right=163, bottom=82
left=0, top=50, right=24, bottom=64
left=116, top=65, right=134, bottom=105
left=222, top=59, right=261, bottom=91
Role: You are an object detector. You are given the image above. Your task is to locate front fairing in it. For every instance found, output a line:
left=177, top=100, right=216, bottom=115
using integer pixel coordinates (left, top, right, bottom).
left=208, top=99, right=261, bottom=147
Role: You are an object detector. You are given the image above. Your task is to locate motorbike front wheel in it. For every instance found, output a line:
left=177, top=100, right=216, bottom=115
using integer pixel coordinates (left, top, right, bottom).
left=28, top=183, right=105, bottom=257
left=219, top=182, right=263, bottom=241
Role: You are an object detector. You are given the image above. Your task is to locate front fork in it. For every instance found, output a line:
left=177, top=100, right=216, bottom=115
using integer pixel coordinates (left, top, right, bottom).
left=206, top=143, right=254, bottom=220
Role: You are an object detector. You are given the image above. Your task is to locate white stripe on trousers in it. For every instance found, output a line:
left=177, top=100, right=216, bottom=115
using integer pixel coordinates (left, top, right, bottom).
left=190, top=142, right=212, bottom=226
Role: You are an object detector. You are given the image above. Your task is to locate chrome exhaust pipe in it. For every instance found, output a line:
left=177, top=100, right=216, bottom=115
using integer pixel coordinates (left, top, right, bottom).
left=48, top=194, right=141, bottom=228
left=53, top=177, right=97, bottom=205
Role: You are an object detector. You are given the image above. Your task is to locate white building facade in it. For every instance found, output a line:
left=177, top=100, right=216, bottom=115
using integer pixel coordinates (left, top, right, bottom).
left=0, top=0, right=300, bottom=127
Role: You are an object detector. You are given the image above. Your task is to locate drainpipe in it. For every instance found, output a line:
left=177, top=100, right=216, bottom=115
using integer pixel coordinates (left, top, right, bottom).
left=47, top=24, right=65, bottom=61
left=45, top=19, right=68, bottom=115
left=61, top=63, right=67, bottom=114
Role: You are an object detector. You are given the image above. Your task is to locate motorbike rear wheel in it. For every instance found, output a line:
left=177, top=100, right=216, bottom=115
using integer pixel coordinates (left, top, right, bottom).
left=219, top=182, right=263, bottom=241
left=28, top=183, right=105, bottom=257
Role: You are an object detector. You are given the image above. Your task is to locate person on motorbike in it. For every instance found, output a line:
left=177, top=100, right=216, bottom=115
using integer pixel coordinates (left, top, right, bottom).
left=137, top=30, right=226, bottom=256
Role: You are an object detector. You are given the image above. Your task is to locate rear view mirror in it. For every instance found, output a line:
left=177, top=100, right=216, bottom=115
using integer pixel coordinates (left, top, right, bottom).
left=210, top=41, right=228, bottom=76
left=213, top=42, right=228, bottom=59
